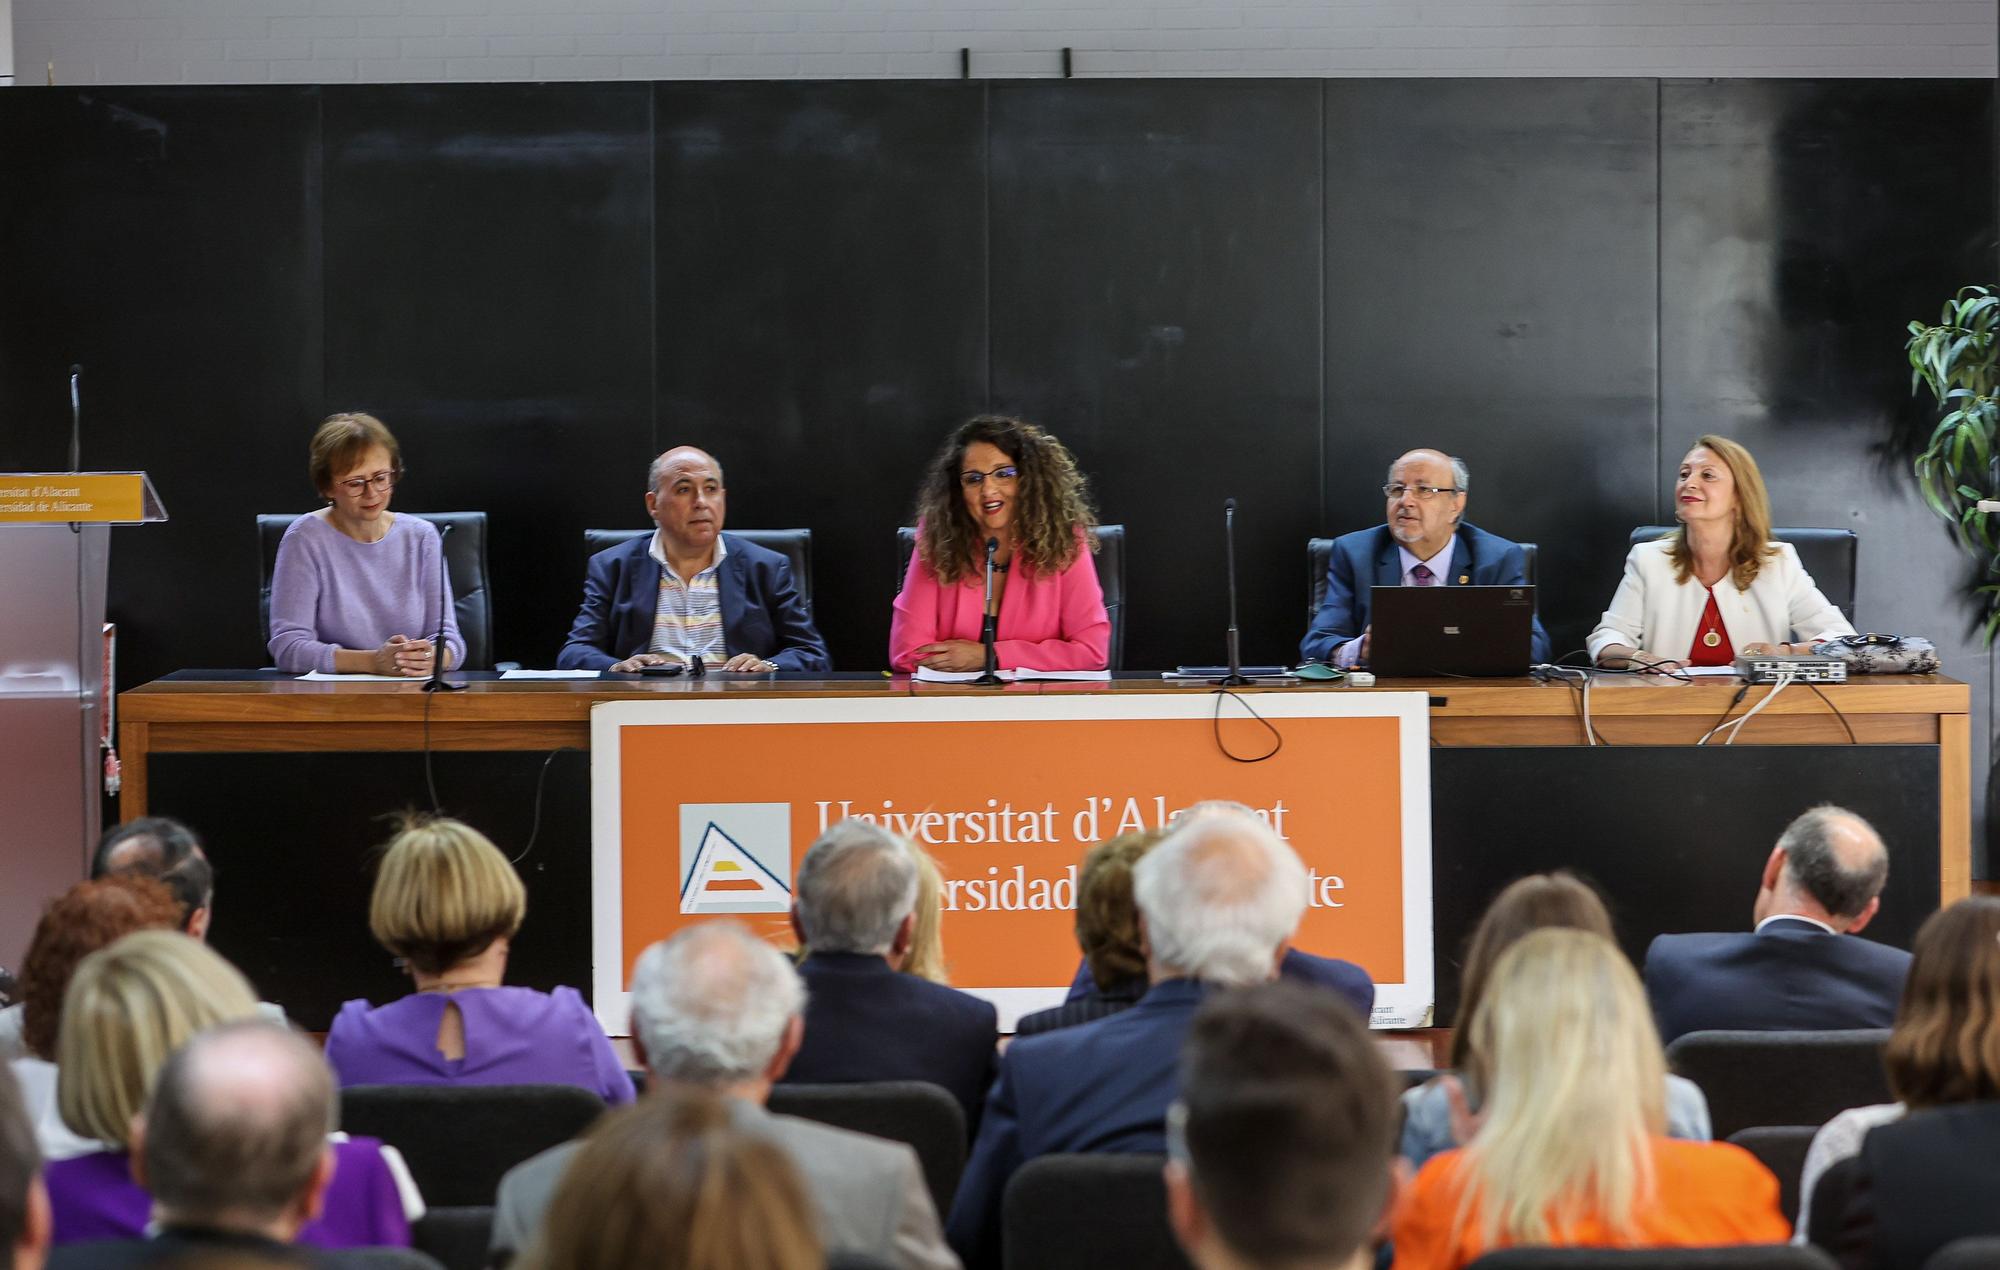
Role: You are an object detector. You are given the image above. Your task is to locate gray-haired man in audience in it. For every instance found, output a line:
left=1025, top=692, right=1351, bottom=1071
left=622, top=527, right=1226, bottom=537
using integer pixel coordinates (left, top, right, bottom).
left=1644, top=803, right=1912, bottom=1044
left=946, top=808, right=1313, bottom=1268
left=52, top=1021, right=340, bottom=1270
left=491, top=921, right=957, bottom=1270
left=1168, top=982, right=1400, bottom=1270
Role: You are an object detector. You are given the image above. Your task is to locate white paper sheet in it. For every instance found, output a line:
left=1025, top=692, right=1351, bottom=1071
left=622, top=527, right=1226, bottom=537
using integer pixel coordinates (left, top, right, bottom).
left=499, top=669, right=603, bottom=679
left=294, top=672, right=409, bottom=682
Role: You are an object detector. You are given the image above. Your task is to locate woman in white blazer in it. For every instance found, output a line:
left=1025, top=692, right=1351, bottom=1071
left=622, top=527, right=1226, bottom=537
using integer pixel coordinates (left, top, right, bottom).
left=1589, top=435, right=1855, bottom=670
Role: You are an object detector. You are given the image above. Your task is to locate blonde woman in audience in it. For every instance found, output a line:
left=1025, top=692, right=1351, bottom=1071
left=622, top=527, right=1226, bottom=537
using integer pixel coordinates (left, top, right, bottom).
left=1793, top=895, right=2000, bottom=1241
left=524, top=1091, right=822, bottom=1270
left=41, top=930, right=416, bottom=1247
left=1390, top=929, right=1787, bottom=1267
left=1402, top=873, right=1711, bottom=1169
left=900, top=843, right=951, bottom=985
left=325, top=815, right=632, bottom=1105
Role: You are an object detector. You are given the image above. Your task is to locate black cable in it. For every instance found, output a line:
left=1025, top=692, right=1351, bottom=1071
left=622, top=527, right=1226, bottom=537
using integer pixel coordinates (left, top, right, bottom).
left=1211, top=688, right=1282, bottom=763
left=422, top=686, right=441, bottom=814
left=513, top=747, right=585, bottom=865
left=1807, top=682, right=1859, bottom=744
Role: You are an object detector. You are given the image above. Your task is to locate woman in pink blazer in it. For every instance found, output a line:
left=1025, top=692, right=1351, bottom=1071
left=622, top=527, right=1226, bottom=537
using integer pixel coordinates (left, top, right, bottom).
left=890, top=416, right=1111, bottom=673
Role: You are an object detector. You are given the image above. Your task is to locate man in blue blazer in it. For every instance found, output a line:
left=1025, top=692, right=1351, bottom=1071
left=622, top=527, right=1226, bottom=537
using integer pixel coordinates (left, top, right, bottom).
left=945, top=810, right=1316, bottom=1269
left=779, top=821, right=999, bottom=1134
left=1300, top=448, right=1550, bottom=667
left=1644, top=805, right=1911, bottom=1045
left=557, top=446, right=830, bottom=672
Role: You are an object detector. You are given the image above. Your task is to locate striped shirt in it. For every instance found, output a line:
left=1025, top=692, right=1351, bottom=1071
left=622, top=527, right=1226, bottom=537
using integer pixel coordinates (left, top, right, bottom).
left=648, top=531, right=728, bottom=665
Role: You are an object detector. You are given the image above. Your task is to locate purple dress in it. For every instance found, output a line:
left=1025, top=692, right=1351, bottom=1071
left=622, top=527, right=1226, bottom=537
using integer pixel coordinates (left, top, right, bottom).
left=46, top=1140, right=409, bottom=1248
left=323, top=986, right=634, bottom=1106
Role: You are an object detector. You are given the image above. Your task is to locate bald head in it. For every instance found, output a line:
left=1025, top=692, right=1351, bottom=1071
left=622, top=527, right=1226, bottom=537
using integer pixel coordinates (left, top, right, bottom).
left=140, top=1021, right=334, bottom=1231
left=1773, top=806, right=1888, bottom=923
left=1133, top=810, right=1309, bottom=985
left=647, top=446, right=724, bottom=493
left=1384, top=449, right=1469, bottom=559
left=646, top=446, right=727, bottom=561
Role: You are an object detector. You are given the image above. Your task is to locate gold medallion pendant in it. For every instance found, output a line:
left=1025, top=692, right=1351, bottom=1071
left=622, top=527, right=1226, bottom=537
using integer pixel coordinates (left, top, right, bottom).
left=1702, top=631, right=1722, bottom=648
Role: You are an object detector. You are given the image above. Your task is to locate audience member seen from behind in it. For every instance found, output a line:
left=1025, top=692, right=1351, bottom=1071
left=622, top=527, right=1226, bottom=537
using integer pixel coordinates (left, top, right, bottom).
left=267, top=412, right=464, bottom=676
left=1403, top=872, right=1711, bottom=1170
left=10, top=879, right=182, bottom=1159
left=0, top=1064, right=50, bottom=1270
left=899, top=842, right=951, bottom=985
left=43, top=932, right=412, bottom=1249
left=1390, top=929, right=1787, bottom=1268
left=492, top=922, right=953, bottom=1270
left=1589, top=435, right=1855, bottom=671
left=946, top=809, right=1312, bottom=1269
left=1792, top=896, right=2000, bottom=1253
left=1643, top=805, right=1908, bottom=1045
left=522, top=1093, right=820, bottom=1270
left=781, top=820, right=998, bottom=1130
left=889, top=415, right=1110, bottom=673
left=324, top=815, right=632, bottom=1106
left=1298, top=448, right=1550, bottom=668
left=555, top=445, right=830, bottom=673
left=1013, top=830, right=1163, bottom=1039
left=1168, top=982, right=1400, bottom=1270
left=88, top=820, right=212, bottom=943
left=55, top=1021, right=362, bottom=1270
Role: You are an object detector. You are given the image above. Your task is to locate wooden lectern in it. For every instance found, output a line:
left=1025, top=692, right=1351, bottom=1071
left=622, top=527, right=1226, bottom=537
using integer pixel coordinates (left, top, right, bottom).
left=0, top=473, right=165, bottom=955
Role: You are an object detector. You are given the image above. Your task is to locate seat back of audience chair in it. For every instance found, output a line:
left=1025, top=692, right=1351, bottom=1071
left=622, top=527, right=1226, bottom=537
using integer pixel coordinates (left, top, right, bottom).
left=339, top=1084, right=607, bottom=1208
left=1665, top=1029, right=1892, bottom=1140
left=1924, top=1236, right=2000, bottom=1270
left=765, top=1080, right=966, bottom=1219
left=1727, top=1126, right=1818, bottom=1228
left=411, top=1206, right=495, bottom=1270
left=1000, top=1153, right=1190, bottom=1270
left=1469, top=1247, right=1838, bottom=1269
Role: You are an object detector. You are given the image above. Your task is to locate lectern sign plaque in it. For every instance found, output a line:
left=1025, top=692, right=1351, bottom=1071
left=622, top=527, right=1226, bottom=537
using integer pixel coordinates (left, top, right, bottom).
left=0, top=473, right=157, bottom=524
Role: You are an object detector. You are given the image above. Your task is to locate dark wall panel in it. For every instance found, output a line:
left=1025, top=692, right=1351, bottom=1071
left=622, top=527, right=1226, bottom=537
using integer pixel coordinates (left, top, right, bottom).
left=0, top=88, right=323, bottom=683
left=322, top=83, right=655, bottom=667
left=1324, top=80, right=1660, bottom=659
left=653, top=82, right=987, bottom=671
left=988, top=81, right=1324, bottom=670
left=1660, top=80, right=1999, bottom=869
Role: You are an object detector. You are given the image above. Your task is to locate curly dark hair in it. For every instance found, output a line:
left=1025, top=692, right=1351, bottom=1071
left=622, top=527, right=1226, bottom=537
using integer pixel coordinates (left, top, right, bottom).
left=18, top=875, right=183, bottom=1061
left=911, top=416, right=1098, bottom=585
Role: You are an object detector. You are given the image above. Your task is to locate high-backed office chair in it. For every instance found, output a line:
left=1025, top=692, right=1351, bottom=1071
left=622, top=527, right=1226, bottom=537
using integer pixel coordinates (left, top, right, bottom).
left=895, top=525, right=1126, bottom=671
left=1627, top=527, right=1857, bottom=620
left=258, top=511, right=495, bottom=670
left=581, top=527, right=815, bottom=613
left=1306, top=537, right=1540, bottom=619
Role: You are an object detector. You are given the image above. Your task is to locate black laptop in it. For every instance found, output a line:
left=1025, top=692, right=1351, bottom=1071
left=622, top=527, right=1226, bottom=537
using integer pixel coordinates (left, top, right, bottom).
left=1367, top=584, right=1537, bottom=677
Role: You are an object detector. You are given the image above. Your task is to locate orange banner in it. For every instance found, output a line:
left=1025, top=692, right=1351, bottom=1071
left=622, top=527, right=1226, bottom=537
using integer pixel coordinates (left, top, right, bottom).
left=592, top=693, right=1433, bottom=1028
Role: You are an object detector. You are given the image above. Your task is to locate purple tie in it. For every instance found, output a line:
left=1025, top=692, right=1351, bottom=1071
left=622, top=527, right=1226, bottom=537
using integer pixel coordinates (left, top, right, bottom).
left=1410, top=563, right=1436, bottom=586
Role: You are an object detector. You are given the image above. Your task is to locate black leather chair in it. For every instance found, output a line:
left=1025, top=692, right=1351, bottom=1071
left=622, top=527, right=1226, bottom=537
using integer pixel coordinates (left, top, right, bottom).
left=1000, top=1153, right=1189, bottom=1270
left=258, top=511, right=495, bottom=670
left=581, top=527, right=815, bottom=613
left=1665, top=1029, right=1892, bottom=1140
left=766, top=1080, right=967, bottom=1220
left=1627, top=527, right=1858, bottom=620
left=1728, top=1125, right=1818, bottom=1227
left=411, top=1206, right=494, bottom=1270
left=1470, top=1249, right=1836, bottom=1269
left=1306, top=537, right=1539, bottom=619
left=895, top=525, right=1126, bottom=671
left=1925, top=1237, right=2000, bottom=1269
left=338, top=1084, right=607, bottom=1208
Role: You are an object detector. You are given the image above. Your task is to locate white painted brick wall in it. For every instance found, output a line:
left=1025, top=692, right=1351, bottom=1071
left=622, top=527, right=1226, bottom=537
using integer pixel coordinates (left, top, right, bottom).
left=9, top=0, right=1997, bottom=85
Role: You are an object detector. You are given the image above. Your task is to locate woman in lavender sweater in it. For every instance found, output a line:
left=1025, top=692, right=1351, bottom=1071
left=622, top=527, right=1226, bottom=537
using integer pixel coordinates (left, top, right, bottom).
left=268, top=412, right=463, bottom=676
left=325, top=816, right=634, bottom=1107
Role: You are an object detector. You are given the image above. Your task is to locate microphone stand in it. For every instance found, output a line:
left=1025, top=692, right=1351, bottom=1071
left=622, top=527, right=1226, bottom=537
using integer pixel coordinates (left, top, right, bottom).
left=423, top=523, right=464, bottom=693
left=66, top=366, right=83, bottom=537
left=1216, top=498, right=1251, bottom=686
left=974, top=536, right=1004, bottom=685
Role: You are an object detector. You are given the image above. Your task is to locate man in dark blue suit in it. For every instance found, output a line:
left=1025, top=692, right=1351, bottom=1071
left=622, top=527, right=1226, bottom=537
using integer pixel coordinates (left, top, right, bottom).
left=1644, top=805, right=1911, bottom=1045
left=780, top=821, right=999, bottom=1133
left=945, top=810, right=1317, bottom=1268
left=1300, top=448, right=1550, bottom=667
left=556, top=446, right=829, bottom=672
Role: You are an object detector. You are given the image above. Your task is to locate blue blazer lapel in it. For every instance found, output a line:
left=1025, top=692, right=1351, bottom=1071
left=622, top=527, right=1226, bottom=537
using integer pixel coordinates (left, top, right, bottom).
left=1372, top=531, right=1402, bottom=589
left=1447, top=526, right=1475, bottom=586
left=715, top=536, right=748, bottom=646
left=617, top=544, right=664, bottom=658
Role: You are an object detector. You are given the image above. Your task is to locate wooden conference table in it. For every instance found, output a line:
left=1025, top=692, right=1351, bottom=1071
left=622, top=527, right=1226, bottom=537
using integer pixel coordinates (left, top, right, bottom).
left=119, top=670, right=1972, bottom=901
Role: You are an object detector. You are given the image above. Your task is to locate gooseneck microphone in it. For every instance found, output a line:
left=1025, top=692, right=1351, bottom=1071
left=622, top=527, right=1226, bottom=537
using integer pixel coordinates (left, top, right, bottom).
left=68, top=366, right=83, bottom=473
left=1217, top=498, right=1250, bottom=686
left=423, top=523, right=464, bottom=693
left=975, top=536, right=1004, bottom=685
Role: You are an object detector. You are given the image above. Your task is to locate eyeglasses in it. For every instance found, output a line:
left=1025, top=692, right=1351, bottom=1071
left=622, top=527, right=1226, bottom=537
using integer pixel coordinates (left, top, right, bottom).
left=337, top=470, right=399, bottom=496
left=1382, top=483, right=1462, bottom=501
left=960, top=465, right=1019, bottom=488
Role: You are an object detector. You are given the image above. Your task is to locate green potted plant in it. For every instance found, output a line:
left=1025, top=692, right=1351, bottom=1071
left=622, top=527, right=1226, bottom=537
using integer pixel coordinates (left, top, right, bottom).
left=1909, top=284, right=2000, bottom=641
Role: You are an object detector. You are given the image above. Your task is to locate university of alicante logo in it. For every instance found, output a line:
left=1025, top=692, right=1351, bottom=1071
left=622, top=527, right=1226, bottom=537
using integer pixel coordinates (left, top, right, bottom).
left=678, top=802, right=793, bottom=916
